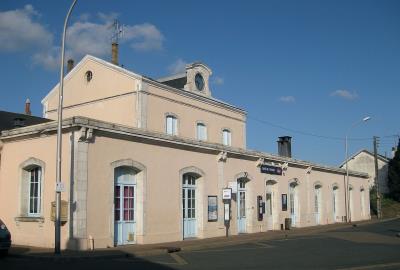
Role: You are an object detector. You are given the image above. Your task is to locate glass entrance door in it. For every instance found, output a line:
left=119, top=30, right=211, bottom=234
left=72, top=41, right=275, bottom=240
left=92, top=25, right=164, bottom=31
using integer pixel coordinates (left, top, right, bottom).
left=183, top=174, right=197, bottom=239
left=114, top=167, right=136, bottom=245
left=314, top=187, right=321, bottom=225
left=266, top=192, right=273, bottom=230
left=333, top=187, right=338, bottom=222
left=237, top=179, right=246, bottom=233
left=289, top=184, right=297, bottom=227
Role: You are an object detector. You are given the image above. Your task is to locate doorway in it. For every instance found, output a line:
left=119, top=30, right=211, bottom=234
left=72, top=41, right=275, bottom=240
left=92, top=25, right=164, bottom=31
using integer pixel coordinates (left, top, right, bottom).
left=333, top=186, right=338, bottom=222
left=237, top=178, right=247, bottom=233
left=114, top=166, right=136, bottom=245
left=265, top=180, right=277, bottom=230
left=314, top=185, right=322, bottom=225
left=182, top=174, right=197, bottom=239
left=289, top=182, right=298, bottom=227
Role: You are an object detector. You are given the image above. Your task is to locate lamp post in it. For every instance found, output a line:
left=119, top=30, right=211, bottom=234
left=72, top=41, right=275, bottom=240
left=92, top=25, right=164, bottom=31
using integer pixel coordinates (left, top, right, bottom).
left=344, top=116, right=371, bottom=223
left=55, top=0, right=78, bottom=255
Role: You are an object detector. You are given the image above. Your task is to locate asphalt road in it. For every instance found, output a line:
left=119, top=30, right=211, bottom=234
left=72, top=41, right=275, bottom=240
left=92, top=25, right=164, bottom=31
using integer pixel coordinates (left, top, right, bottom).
left=1, top=219, right=400, bottom=270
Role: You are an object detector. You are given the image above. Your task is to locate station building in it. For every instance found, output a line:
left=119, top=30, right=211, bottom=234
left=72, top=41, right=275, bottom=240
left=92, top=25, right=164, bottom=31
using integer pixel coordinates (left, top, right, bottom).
left=0, top=55, right=370, bottom=250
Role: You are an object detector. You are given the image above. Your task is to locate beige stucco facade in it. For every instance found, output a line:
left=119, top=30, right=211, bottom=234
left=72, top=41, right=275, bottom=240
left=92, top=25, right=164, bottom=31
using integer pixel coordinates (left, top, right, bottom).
left=0, top=55, right=370, bottom=250
left=42, top=56, right=246, bottom=148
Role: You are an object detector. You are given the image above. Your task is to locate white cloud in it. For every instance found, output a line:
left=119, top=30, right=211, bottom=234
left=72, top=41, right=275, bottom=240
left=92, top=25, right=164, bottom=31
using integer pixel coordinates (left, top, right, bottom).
left=0, top=6, right=164, bottom=70
left=0, top=5, right=53, bottom=52
left=279, top=96, right=296, bottom=103
left=330, top=90, right=358, bottom=100
left=126, top=23, right=164, bottom=51
left=213, top=76, right=224, bottom=85
left=168, top=58, right=187, bottom=74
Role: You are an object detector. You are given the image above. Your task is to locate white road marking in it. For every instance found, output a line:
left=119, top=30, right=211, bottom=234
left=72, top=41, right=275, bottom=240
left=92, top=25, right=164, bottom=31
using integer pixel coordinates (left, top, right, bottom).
left=169, top=252, right=188, bottom=265
left=253, top=242, right=274, bottom=248
left=336, top=262, right=400, bottom=270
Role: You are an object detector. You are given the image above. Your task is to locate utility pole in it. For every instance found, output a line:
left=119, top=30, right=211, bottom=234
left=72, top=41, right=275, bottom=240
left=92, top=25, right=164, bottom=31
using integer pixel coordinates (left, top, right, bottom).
left=373, top=136, right=382, bottom=219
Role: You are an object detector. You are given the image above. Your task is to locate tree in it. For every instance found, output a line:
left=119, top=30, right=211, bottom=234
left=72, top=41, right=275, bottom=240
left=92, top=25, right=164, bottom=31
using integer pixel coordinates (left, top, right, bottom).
left=388, top=139, right=400, bottom=201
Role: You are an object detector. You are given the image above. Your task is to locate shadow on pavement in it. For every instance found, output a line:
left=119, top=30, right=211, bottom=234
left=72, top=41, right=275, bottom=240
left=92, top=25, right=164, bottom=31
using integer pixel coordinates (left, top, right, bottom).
left=0, top=247, right=179, bottom=270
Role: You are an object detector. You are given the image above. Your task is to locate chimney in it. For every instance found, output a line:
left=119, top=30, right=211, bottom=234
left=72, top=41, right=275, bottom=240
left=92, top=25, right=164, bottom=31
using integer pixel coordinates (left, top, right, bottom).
left=112, top=42, right=119, bottom=65
left=25, top=98, right=31, bottom=115
left=67, top=59, right=74, bottom=73
left=278, top=136, right=292, bottom=158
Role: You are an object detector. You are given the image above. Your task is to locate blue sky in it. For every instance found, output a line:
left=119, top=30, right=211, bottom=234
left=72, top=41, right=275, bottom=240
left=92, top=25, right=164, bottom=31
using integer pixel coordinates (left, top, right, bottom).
left=0, top=0, right=399, bottom=166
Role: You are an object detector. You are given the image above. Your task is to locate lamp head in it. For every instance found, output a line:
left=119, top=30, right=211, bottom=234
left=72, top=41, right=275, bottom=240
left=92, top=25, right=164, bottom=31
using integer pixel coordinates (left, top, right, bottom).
left=362, top=116, right=371, bottom=122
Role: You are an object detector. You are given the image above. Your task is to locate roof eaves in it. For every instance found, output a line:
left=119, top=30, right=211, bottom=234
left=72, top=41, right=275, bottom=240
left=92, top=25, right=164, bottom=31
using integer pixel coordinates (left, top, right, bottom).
left=2, top=116, right=368, bottom=178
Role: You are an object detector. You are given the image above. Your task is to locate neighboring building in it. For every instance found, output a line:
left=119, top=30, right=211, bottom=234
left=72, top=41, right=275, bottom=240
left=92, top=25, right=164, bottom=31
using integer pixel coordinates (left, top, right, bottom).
left=0, top=55, right=370, bottom=250
left=340, top=149, right=389, bottom=194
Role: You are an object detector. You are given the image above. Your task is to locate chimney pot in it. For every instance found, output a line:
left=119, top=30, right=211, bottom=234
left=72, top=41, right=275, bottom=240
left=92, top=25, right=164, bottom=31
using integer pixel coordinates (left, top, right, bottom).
left=67, top=59, right=74, bottom=73
left=25, top=98, right=31, bottom=115
left=278, top=136, right=292, bottom=158
left=112, top=42, right=119, bottom=66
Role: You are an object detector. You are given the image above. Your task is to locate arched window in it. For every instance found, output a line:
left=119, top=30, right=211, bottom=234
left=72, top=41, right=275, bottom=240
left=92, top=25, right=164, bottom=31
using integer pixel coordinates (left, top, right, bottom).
left=28, top=167, right=42, bottom=216
left=166, top=115, right=178, bottom=135
left=20, top=158, right=44, bottom=218
left=222, top=129, right=231, bottom=146
left=196, top=122, right=207, bottom=141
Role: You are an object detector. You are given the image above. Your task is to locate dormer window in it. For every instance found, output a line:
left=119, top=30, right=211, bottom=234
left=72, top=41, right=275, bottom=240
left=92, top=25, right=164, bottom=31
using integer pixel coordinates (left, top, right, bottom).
left=196, top=122, right=207, bottom=141
left=195, top=73, right=204, bottom=91
left=14, top=117, right=26, bottom=128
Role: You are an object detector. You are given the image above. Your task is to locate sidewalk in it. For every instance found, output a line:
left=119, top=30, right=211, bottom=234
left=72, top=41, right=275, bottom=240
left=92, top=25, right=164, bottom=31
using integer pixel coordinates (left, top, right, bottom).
left=7, top=218, right=396, bottom=261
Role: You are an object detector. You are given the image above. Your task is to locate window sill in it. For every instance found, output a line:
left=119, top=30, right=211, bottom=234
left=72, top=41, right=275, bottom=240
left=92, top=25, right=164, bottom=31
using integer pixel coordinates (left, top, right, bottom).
left=15, top=216, right=45, bottom=223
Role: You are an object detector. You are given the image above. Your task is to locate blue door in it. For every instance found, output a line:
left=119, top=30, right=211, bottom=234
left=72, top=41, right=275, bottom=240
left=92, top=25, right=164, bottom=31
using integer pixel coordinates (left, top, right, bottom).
left=183, top=174, right=197, bottom=238
left=237, top=179, right=246, bottom=233
left=114, top=167, right=136, bottom=245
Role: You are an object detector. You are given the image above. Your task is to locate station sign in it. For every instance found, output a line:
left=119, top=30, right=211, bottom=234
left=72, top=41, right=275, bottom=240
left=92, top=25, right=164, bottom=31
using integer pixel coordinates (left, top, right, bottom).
left=260, top=164, right=282, bottom=175
left=222, top=188, right=232, bottom=200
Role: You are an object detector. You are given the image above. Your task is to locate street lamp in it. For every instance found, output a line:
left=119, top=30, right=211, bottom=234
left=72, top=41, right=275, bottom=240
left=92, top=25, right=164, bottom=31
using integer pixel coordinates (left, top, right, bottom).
left=344, top=116, right=371, bottom=223
left=55, top=0, right=78, bottom=255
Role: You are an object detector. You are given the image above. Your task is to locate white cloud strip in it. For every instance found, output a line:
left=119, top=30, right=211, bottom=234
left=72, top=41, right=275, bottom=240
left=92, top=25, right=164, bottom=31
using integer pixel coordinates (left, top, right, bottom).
left=330, top=90, right=358, bottom=100
left=213, top=76, right=224, bottom=85
left=279, top=96, right=296, bottom=103
left=0, top=5, right=53, bottom=52
left=0, top=6, right=164, bottom=70
left=168, top=58, right=187, bottom=74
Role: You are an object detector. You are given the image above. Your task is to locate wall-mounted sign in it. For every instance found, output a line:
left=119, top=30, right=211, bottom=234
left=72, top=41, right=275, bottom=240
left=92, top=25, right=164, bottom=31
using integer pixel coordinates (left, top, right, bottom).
left=260, top=164, right=282, bottom=175
left=50, top=200, right=68, bottom=223
left=224, top=203, right=230, bottom=221
left=222, top=188, right=232, bottom=200
left=228, top=182, right=238, bottom=193
left=208, top=196, right=218, bottom=222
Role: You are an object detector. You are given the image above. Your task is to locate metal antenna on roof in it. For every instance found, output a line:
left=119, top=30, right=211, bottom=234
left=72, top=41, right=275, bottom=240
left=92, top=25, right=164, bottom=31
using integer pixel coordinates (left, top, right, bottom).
left=110, top=19, right=124, bottom=44
left=110, top=19, right=124, bottom=65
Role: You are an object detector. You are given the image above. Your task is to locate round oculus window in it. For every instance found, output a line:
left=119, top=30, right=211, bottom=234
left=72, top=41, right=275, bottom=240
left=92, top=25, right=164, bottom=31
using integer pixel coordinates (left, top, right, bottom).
left=85, top=70, right=93, bottom=82
left=195, top=73, right=204, bottom=91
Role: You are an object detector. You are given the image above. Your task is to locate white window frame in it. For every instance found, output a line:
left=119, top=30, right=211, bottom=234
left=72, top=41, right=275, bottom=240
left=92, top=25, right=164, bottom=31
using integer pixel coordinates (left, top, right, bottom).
left=28, top=166, right=42, bottom=217
left=222, top=129, right=232, bottom=146
left=165, top=114, right=178, bottom=136
left=196, top=122, right=207, bottom=141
